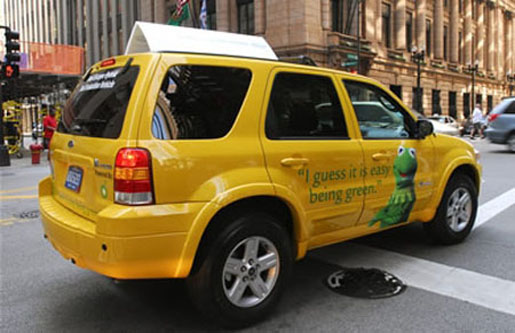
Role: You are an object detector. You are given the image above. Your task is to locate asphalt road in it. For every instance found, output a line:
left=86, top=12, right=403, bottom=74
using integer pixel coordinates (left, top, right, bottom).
left=1, top=139, right=515, bottom=332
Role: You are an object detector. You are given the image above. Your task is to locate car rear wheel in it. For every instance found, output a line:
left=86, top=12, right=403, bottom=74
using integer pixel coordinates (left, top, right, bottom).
left=187, top=212, right=293, bottom=328
left=507, top=134, right=515, bottom=153
left=423, top=174, right=478, bottom=244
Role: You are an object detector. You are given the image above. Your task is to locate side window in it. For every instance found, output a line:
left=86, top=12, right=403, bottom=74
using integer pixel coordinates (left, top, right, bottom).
left=505, top=101, right=515, bottom=114
left=344, top=80, right=415, bottom=139
left=266, top=73, right=348, bottom=139
left=152, top=65, right=252, bottom=139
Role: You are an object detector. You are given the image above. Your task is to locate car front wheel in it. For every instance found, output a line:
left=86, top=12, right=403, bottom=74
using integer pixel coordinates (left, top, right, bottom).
left=424, top=174, right=478, bottom=244
left=187, top=212, right=293, bottom=328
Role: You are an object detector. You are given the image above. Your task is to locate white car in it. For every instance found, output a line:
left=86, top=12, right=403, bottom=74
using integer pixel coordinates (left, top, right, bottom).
left=428, top=115, right=459, bottom=129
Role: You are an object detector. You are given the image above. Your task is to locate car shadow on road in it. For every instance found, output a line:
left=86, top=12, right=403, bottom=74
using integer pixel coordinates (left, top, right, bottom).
left=48, top=225, right=430, bottom=331
left=48, top=258, right=348, bottom=331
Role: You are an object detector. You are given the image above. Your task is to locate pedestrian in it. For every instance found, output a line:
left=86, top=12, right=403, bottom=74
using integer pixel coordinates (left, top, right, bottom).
left=470, top=104, right=483, bottom=139
left=42, top=107, right=57, bottom=150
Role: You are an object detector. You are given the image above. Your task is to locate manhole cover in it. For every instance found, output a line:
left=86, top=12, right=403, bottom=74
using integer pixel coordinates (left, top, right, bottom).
left=325, top=267, right=406, bottom=299
left=17, top=210, right=40, bottom=219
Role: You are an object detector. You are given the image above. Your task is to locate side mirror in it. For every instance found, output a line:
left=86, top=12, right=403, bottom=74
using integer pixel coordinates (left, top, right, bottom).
left=416, top=119, right=434, bottom=139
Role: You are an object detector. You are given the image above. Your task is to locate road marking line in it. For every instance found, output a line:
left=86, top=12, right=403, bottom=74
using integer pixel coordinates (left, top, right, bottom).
left=0, top=185, right=37, bottom=194
left=475, top=187, right=515, bottom=229
left=312, top=243, right=515, bottom=316
left=0, top=195, right=38, bottom=200
left=0, top=218, right=16, bottom=226
left=312, top=188, right=515, bottom=316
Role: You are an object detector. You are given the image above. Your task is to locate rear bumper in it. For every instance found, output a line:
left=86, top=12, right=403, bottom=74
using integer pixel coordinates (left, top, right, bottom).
left=39, top=177, right=206, bottom=279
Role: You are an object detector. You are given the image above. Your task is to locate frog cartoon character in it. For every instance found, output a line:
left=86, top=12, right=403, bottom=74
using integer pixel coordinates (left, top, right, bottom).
left=369, top=145, right=418, bottom=228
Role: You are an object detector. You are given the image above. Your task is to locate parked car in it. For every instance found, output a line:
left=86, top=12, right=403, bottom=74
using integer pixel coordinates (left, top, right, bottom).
left=413, top=112, right=460, bottom=136
left=39, top=23, right=482, bottom=328
left=428, top=115, right=459, bottom=128
left=485, top=97, right=515, bottom=152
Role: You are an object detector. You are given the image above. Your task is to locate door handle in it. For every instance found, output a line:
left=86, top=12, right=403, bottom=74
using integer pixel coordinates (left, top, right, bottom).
left=280, top=157, right=309, bottom=167
left=372, top=152, right=393, bottom=161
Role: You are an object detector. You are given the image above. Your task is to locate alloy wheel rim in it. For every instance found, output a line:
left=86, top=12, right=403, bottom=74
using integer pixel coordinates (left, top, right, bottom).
left=446, top=187, right=473, bottom=232
left=222, top=236, right=280, bottom=308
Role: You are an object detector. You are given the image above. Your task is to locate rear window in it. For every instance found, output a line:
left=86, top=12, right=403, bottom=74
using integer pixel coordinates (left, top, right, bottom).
left=491, top=99, right=515, bottom=115
left=58, top=65, right=140, bottom=138
left=152, top=65, right=252, bottom=140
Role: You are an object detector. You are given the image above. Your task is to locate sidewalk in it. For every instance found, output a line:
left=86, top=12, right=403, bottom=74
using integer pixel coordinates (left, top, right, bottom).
left=1, top=147, right=50, bottom=169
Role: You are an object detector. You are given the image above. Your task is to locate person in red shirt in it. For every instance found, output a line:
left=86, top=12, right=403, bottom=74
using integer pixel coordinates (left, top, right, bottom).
left=42, top=107, right=57, bottom=149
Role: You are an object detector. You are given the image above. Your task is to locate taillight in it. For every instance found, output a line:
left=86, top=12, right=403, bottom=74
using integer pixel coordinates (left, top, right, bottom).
left=114, top=148, right=154, bottom=205
left=489, top=113, right=499, bottom=123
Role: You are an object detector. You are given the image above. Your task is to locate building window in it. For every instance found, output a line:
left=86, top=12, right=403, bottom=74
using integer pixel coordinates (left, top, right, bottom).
left=426, top=20, right=431, bottom=57
left=443, top=25, right=448, bottom=61
left=406, top=12, right=413, bottom=51
left=207, top=0, right=217, bottom=30
left=237, top=0, right=254, bottom=34
left=432, top=89, right=441, bottom=115
left=459, top=0, right=463, bottom=13
left=449, top=91, right=457, bottom=119
left=390, top=85, right=402, bottom=99
left=413, top=87, right=424, bottom=114
left=382, top=3, right=391, bottom=48
left=331, top=0, right=362, bottom=36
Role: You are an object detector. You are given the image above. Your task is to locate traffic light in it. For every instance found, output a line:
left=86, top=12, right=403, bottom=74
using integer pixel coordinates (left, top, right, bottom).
left=1, top=63, right=19, bottom=79
left=2, top=29, right=20, bottom=79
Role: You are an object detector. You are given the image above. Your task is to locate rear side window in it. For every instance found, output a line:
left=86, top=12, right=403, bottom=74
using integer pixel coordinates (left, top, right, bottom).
left=265, top=72, right=348, bottom=139
left=491, top=99, right=515, bottom=115
left=59, top=65, right=140, bottom=138
left=152, top=65, right=252, bottom=139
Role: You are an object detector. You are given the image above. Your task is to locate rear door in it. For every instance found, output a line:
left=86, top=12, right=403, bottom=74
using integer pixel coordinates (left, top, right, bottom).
left=50, top=54, right=157, bottom=221
left=261, top=68, right=365, bottom=245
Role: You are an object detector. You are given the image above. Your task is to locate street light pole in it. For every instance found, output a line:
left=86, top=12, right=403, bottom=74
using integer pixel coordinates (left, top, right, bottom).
left=356, top=0, right=362, bottom=74
left=412, top=46, right=425, bottom=114
left=507, top=71, right=514, bottom=96
left=467, top=60, right=479, bottom=114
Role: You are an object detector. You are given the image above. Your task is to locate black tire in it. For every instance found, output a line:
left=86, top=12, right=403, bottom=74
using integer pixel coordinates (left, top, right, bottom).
left=187, top=213, right=293, bottom=328
left=507, top=134, right=515, bottom=153
left=424, top=174, right=478, bottom=244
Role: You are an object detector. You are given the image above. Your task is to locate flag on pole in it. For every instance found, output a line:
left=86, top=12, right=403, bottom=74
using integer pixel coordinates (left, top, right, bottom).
left=167, top=0, right=190, bottom=26
left=199, top=0, right=207, bottom=29
left=176, top=0, right=190, bottom=16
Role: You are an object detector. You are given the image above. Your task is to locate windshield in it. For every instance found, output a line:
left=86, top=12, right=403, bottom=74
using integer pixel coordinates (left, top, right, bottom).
left=58, top=65, right=140, bottom=138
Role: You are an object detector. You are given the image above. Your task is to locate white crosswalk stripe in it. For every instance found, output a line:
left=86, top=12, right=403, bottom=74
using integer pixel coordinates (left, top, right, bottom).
left=312, top=187, right=515, bottom=316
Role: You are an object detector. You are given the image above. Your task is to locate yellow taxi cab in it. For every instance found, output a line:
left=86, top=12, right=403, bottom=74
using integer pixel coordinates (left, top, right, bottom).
left=39, top=23, right=481, bottom=327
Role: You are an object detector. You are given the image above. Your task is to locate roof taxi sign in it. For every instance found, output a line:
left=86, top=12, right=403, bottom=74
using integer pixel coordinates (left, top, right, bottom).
left=125, top=21, right=278, bottom=61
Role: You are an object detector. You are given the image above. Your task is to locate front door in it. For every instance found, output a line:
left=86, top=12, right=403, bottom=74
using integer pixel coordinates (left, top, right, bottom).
left=261, top=69, right=364, bottom=244
left=341, top=79, right=435, bottom=229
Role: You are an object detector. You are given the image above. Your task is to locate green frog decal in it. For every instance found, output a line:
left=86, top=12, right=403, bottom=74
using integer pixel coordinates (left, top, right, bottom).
left=369, top=145, right=418, bottom=228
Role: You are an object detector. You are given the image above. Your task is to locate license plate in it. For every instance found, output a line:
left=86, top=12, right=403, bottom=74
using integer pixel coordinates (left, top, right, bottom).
left=65, top=166, right=83, bottom=193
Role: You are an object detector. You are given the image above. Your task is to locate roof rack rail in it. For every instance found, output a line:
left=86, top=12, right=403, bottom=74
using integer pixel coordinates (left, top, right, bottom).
left=279, top=55, right=318, bottom=67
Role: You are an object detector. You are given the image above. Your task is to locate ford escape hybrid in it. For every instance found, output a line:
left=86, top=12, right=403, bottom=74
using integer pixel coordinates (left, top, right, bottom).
left=39, top=23, right=481, bottom=328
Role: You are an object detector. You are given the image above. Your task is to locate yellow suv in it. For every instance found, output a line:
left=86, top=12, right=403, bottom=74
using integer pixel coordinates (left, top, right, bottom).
left=39, top=48, right=481, bottom=327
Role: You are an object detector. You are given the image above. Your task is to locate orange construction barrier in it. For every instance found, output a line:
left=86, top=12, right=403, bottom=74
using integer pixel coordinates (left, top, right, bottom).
left=0, top=41, right=85, bottom=76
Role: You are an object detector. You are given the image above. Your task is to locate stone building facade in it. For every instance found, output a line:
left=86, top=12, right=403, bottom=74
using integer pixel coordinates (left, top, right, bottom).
left=4, top=0, right=514, bottom=118
left=177, top=0, right=515, bottom=118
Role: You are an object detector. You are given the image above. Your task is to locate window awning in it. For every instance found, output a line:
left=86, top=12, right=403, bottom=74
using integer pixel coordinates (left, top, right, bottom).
left=125, top=21, right=278, bottom=61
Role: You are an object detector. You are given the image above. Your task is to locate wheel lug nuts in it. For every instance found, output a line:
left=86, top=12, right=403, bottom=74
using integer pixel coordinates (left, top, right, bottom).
left=240, top=266, right=246, bottom=272
left=243, top=276, right=248, bottom=282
